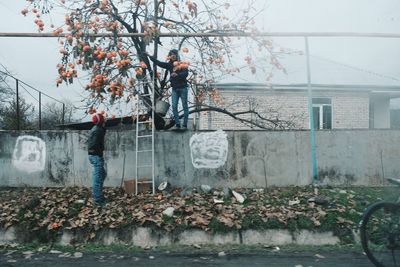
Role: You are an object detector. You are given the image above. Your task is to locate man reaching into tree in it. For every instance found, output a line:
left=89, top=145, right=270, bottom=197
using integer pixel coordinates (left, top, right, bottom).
left=147, top=49, right=189, bottom=131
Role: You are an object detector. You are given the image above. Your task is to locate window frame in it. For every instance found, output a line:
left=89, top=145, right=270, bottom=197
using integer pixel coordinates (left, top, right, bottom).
left=312, top=98, right=332, bottom=129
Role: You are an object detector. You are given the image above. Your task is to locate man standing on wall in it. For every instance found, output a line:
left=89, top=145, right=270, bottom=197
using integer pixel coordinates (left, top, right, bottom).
left=88, top=113, right=107, bottom=207
left=147, top=49, right=189, bottom=131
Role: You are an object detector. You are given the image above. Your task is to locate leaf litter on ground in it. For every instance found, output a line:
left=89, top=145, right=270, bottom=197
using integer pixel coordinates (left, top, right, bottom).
left=0, top=186, right=399, bottom=242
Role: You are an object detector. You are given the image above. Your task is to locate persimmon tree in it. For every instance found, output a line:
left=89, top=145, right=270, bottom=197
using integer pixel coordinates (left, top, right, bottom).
left=21, top=0, right=295, bottom=129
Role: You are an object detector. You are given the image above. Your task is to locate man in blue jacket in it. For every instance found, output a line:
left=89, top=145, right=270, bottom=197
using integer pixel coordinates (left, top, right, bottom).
left=147, top=49, right=189, bottom=130
left=88, top=113, right=107, bottom=206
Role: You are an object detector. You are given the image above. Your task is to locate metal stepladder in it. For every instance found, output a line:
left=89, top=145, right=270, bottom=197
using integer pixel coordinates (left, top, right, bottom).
left=134, top=76, right=155, bottom=195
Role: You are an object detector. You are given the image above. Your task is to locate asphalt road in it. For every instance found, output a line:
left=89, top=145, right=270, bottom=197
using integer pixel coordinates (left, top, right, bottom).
left=1, top=250, right=375, bottom=267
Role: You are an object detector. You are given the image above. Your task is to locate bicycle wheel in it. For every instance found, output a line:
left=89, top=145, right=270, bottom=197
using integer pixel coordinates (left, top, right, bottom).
left=360, top=202, right=400, bottom=267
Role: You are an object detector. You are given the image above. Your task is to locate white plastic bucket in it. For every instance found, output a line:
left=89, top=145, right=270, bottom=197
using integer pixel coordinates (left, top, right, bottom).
left=155, top=100, right=170, bottom=116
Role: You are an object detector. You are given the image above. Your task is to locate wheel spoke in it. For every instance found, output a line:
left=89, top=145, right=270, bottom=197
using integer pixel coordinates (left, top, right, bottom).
left=361, top=202, right=400, bottom=267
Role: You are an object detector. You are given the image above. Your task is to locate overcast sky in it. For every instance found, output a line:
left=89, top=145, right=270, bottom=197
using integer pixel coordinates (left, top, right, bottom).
left=260, top=0, right=400, bottom=83
left=0, top=0, right=400, bottom=118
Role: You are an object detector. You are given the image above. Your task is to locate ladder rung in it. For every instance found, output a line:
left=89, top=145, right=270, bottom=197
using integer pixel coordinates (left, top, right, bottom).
left=137, top=135, right=153, bottom=138
left=137, top=121, right=152, bottom=124
left=137, top=150, right=153, bottom=153
left=139, top=94, right=152, bottom=97
left=137, top=164, right=153, bottom=168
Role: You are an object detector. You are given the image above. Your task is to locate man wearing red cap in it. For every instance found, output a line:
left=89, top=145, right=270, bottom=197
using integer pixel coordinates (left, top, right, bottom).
left=88, top=113, right=107, bottom=206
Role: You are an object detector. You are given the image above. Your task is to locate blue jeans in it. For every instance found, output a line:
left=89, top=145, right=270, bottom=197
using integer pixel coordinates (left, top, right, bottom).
left=89, top=155, right=106, bottom=205
left=172, top=86, right=189, bottom=127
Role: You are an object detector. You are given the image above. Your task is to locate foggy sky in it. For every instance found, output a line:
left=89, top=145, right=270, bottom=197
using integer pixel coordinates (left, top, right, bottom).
left=0, top=0, right=399, bottom=119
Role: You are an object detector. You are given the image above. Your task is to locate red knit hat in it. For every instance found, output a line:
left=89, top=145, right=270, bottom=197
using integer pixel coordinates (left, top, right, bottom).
left=92, top=113, right=104, bottom=125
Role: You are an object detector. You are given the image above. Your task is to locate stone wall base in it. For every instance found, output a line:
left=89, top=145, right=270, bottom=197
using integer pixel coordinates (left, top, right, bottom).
left=0, top=227, right=340, bottom=247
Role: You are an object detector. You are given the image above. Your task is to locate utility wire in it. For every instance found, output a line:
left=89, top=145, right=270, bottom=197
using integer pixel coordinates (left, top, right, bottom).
left=19, top=83, right=39, bottom=102
left=310, top=54, right=400, bottom=83
left=0, top=77, right=15, bottom=94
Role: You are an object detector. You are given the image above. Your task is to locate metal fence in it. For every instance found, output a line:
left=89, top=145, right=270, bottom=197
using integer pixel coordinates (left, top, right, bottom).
left=0, top=70, right=65, bottom=130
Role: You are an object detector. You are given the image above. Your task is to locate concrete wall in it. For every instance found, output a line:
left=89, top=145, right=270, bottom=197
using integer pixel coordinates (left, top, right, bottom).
left=0, top=129, right=398, bottom=188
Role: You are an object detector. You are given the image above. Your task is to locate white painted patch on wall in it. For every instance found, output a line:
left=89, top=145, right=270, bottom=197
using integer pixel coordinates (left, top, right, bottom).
left=12, top=136, right=46, bottom=173
left=189, top=130, right=228, bottom=168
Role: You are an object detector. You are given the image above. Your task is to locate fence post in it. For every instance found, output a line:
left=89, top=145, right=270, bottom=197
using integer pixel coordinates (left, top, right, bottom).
left=62, top=103, right=65, bottom=126
left=16, top=79, right=20, bottom=131
left=39, top=92, right=41, bottom=130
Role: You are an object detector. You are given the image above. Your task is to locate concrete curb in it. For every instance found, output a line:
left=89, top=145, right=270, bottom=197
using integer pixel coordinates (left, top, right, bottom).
left=0, top=227, right=340, bottom=247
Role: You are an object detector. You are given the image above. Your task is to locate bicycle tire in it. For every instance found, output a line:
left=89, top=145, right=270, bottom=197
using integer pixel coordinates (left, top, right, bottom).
left=360, top=201, right=400, bottom=267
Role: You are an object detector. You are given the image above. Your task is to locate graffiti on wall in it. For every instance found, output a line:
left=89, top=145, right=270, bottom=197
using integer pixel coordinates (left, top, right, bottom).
left=12, top=136, right=46, bottom=173
left=189, top=130, right=228, bottom=168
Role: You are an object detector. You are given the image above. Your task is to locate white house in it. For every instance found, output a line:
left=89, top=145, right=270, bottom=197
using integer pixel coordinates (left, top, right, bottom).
left=198, top=55, right=400, bottom=130
left=198, top=83, right=400, bottom=130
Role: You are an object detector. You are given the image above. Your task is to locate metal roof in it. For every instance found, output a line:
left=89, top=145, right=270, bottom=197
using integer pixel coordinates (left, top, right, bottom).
left=211, top=83, right=400, bottom=92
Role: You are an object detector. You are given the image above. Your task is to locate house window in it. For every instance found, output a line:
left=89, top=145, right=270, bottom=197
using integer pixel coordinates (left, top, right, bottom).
left=312, top=98, right=332, bottom=129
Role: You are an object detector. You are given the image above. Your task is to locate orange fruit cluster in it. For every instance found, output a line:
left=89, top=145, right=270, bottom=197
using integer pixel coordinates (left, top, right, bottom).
left=34, top=18, right=45, bottom=31
left=21, top=8, right=28, bottom=16
left=128, top=77, right=136, bottom=88
left=86, top=74, right=108, bottom=93
left=173, top=60, right=190, bottom=70
left=56, top=64, right=77, bottom=86
left=107, top=80, right=126, bottom=97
